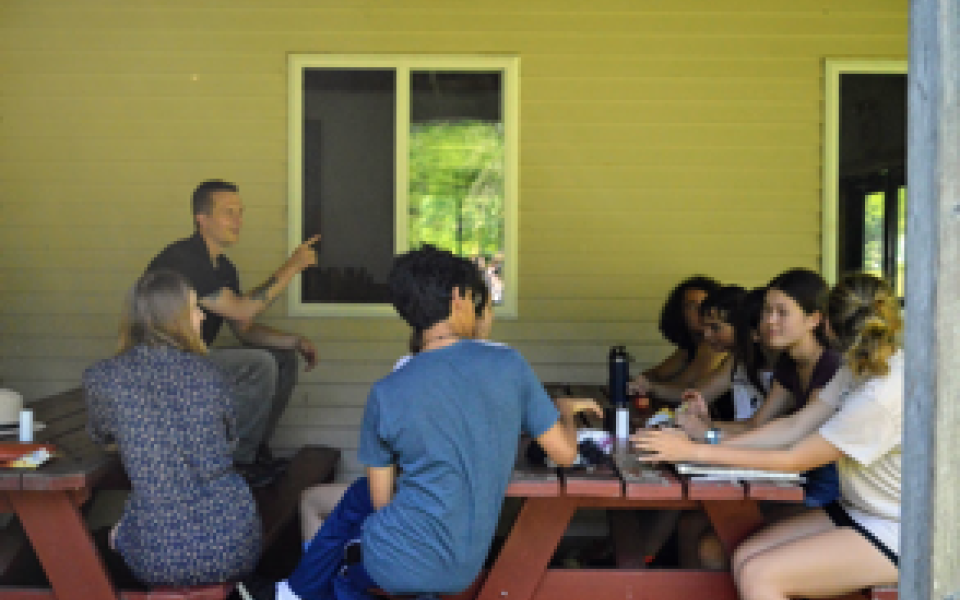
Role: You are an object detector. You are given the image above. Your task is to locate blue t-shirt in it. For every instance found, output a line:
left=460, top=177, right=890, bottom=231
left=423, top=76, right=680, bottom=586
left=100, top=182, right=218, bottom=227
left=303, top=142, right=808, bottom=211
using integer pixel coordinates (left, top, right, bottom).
left=357, top=339, right=560, bottom=594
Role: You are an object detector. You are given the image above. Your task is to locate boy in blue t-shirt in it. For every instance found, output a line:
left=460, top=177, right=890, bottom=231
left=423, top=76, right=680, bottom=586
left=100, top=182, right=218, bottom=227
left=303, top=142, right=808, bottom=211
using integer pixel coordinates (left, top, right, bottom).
left=244, top=245, right=600, bottom=600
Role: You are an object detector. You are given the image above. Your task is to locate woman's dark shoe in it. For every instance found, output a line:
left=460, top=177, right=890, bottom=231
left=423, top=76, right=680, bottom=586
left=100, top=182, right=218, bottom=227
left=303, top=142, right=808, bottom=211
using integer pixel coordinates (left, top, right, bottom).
left=235, top=462, right=276, bottom=488
left=256, top=444, right=290, bottom=474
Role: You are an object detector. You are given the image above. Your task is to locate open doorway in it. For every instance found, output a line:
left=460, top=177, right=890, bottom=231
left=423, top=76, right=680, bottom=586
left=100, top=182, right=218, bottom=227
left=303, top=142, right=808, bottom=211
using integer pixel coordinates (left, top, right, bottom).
left=822, top=60, right=907, bottom=296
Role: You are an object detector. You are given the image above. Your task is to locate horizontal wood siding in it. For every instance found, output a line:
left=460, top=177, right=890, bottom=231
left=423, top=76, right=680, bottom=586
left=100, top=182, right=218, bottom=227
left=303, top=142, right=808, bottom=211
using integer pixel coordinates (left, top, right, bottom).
left=0, top=0, right=907, bottom=479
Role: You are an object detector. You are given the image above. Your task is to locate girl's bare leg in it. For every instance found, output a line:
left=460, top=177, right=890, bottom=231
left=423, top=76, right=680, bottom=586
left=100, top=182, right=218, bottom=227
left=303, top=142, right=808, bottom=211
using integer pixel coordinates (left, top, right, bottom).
left=732, top=508, right=829, bottom=579
left=734, top=511, right=897, bottom=600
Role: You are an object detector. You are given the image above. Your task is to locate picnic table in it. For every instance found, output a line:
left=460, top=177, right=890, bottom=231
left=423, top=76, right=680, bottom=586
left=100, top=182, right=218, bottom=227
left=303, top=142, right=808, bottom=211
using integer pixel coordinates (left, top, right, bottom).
left=475, top=434, right=803, bottom=600
left=0, top=388, right=340, bottom=600
left=471, top=382, right=804, bottom=600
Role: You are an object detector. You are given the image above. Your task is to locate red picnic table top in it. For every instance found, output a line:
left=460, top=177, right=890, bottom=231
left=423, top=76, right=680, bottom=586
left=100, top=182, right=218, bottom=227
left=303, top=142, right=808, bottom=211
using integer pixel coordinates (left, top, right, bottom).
left=474, top=382, right=805, bottom=600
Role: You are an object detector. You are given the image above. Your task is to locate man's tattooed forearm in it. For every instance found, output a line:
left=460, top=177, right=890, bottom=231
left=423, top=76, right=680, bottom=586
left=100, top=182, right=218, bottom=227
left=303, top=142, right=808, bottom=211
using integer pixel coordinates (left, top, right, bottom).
left=249, top=276, right=278, bottom=303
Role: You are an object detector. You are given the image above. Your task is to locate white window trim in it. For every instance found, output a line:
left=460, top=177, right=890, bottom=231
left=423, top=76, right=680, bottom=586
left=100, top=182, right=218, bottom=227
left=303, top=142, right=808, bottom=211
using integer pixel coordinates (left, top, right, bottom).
left=821, top=58, right=907, bottom=285
left=287, top=54, right=520, bottom=318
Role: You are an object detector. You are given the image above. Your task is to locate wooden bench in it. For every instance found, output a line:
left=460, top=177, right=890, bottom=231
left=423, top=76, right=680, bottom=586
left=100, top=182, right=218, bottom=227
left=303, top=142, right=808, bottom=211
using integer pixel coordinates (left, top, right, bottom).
left=833, top=586, right=898, bottom=600
left=0, top=387, right=341, bottom=600
left=870, top=585, right=898, bottom=600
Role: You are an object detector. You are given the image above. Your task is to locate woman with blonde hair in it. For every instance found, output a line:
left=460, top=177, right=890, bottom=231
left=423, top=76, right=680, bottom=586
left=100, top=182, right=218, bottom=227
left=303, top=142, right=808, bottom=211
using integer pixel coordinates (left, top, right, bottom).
left=633, top=273, right=902, bottom=598
left=83, top=270, right=261, bottom=586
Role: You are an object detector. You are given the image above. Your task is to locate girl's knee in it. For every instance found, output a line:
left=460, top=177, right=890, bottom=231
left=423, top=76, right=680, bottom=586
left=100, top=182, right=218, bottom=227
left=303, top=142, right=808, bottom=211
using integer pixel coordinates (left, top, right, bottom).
left=736, top=554, right=783, bottom=600
left=698, top=532, right=728, bottom=570
left=731, top=543, right=754, bottom=583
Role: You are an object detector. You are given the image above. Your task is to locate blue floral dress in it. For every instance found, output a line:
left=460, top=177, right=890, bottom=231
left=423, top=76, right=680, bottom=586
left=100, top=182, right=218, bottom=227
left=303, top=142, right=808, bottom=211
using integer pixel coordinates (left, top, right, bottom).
left=83, top=345, right=261, bottom=585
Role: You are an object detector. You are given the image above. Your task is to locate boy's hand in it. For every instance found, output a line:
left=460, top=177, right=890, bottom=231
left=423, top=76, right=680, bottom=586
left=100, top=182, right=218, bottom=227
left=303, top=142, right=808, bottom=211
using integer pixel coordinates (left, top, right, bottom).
left=557, top=398, right=604, bottom=420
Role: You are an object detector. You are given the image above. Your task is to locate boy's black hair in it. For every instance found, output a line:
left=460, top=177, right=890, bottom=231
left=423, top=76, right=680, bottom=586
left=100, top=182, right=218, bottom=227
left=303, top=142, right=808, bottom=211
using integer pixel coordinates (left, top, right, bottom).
left=733, top=287, right=771, bottom=394
left=389, top=244, right=479, bottom=333
left=658, top=275, right=721, bottom=354
left=699, top=285, right=747, bottom=323
left=406, top=262, right=488, bottom=354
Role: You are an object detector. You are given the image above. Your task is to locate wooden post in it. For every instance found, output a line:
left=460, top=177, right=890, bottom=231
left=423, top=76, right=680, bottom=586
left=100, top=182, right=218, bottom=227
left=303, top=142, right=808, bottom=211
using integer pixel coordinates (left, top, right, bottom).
left=903, top=1, right=960, bottom=599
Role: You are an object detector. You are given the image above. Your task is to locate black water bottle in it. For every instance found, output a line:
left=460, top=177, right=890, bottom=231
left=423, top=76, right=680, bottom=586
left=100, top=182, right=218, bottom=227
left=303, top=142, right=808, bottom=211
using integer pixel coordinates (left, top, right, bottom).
left=608, top=346, right=629, bottom=439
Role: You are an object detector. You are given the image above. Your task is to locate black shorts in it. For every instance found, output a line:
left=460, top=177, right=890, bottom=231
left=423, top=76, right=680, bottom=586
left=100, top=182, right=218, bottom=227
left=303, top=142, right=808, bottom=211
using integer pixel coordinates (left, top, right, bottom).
left=824, top=501, right=898, bottom=567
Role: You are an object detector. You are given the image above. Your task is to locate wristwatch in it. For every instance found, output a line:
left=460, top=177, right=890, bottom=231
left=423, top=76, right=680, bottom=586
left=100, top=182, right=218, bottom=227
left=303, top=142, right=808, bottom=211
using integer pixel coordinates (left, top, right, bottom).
left=704, top=428, right=722, bottom=445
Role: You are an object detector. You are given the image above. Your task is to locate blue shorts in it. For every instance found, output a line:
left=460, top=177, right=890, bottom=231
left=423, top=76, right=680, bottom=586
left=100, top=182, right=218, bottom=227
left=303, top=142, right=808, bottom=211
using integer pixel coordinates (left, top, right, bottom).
left=287, top=478, right=379, bottom=600
left=802, top=463, right=840, bottom=508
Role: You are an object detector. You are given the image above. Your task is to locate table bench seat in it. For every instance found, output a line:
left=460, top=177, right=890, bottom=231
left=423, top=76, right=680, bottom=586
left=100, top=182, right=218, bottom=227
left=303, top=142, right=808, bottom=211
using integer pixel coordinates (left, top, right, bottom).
left=121, top=584, right=234, bottom=600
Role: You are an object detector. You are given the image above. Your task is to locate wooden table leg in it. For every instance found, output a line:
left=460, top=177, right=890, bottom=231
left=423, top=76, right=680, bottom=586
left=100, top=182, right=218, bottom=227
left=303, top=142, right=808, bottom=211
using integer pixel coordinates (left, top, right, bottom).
left=476, top=496, right=577, bottom=600
left=7, top=490, right=117, bottom=600
left=702, top=498, right=765, bottom=555
left=607, top=510, right=646, bottom=568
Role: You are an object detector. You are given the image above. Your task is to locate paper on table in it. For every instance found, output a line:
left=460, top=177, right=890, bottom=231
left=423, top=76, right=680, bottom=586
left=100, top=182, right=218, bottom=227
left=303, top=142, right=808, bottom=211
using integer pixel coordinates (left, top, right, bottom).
left=677, top=462, right=805, bottom=482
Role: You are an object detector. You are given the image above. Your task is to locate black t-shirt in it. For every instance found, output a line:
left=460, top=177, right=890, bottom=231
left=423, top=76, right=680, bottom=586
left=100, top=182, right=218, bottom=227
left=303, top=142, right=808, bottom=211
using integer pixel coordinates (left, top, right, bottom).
left=772, top=347, right=842, bottom=507
left=146, top=232, right=241, bottom=345
left=773, top=347, right=841, bottom=408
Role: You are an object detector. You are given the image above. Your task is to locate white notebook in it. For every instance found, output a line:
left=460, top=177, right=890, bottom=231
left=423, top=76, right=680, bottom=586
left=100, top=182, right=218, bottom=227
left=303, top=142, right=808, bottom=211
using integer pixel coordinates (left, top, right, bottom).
left=676, top=462, right=805, bottom=482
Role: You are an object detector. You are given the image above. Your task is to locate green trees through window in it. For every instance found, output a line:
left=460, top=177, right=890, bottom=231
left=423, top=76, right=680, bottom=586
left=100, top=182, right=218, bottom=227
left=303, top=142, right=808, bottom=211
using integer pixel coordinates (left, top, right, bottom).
left=408, top=121, right=504, bottom=261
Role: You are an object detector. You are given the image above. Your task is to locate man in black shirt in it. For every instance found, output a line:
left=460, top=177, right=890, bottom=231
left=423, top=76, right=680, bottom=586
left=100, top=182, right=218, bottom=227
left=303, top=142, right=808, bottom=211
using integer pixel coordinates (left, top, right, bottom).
left=147, top=180, right=320, bottom=486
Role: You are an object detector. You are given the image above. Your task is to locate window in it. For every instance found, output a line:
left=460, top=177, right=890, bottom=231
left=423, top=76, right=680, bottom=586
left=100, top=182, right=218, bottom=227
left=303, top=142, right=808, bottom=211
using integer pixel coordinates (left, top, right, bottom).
left=288, top=55, right=519, bottom=317
left=848, top=173, right=906, bottom=297
left=822, top=60, right=907, bottom=297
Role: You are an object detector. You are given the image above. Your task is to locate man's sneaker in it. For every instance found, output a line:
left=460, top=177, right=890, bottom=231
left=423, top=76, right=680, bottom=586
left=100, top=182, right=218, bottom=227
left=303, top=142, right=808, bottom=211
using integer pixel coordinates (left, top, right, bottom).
left=235, top=462, right=276, bottom=488
left=234, top=573, right=275, bottom=600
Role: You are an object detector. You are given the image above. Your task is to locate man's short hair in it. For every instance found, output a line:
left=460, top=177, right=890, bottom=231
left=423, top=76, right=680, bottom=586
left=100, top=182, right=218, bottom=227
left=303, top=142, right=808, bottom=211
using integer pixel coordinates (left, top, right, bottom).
left=192, top=180, right=239, bottom=217
left=388, top=244, right=479, bottom=331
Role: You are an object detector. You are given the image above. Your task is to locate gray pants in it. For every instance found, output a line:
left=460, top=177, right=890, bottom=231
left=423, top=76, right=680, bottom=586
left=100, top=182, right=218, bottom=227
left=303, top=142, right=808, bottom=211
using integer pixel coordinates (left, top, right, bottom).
left=207, top=347, right=299, bottom=464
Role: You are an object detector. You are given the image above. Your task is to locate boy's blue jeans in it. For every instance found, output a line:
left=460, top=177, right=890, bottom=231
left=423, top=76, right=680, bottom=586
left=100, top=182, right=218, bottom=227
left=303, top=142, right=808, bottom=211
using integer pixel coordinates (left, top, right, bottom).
left=287, top=478, right=378, bottom=600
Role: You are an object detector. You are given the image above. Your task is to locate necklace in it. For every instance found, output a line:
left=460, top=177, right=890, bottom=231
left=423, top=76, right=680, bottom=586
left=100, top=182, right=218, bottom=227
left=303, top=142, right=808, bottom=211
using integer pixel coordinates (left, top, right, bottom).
left=421, top=333, right=458, bottom=350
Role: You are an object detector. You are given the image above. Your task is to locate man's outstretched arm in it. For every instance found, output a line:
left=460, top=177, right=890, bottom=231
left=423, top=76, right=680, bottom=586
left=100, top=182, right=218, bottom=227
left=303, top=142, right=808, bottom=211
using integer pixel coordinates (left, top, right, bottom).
left=198, top=234, right=320, bottom=325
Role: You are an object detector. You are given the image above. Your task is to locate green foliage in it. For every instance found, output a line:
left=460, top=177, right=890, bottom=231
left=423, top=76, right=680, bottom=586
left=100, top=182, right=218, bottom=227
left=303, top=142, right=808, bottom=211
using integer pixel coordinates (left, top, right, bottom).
left=408, top=120, right=504, bottom=259
left=863, top=191, right=885, bottom=274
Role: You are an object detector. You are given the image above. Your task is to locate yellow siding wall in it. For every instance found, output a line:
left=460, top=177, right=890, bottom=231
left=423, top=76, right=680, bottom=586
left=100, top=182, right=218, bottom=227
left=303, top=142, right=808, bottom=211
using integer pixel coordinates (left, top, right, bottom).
left=0, top=0, right=906, bottom=478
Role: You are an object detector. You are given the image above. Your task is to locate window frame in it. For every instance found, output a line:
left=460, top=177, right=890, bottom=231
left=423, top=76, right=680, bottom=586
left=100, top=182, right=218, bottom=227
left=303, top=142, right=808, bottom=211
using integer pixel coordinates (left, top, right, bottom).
left=821, top=58, right=907, bottom=285
left=287, top=54, right=520, bottom=318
